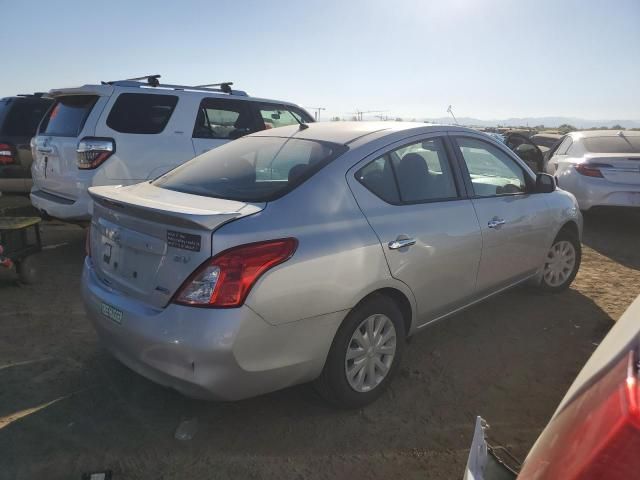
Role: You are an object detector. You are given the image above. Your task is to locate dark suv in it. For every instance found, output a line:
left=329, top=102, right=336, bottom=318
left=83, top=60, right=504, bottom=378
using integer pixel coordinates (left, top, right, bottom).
left=0, top=94, right=53, bottom=192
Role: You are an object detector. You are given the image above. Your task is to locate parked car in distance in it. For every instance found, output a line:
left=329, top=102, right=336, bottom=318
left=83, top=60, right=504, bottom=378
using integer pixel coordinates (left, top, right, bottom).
left=0, top=94, right=53, bottom=193
left=546, top=130, right=640, bottom=210
left=82, top=122, right=582, bottom=408
left=30, top=75, right=313, bottom=221
left=531, top=132, right=563, bottom=152
left=464, top=293, right=640, bottom=480
left=504, top=132, right=545, bottom=173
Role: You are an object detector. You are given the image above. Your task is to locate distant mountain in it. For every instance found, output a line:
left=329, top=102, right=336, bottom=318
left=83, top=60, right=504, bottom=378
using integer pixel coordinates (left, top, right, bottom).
left=423, top=116, right=640, bottom=129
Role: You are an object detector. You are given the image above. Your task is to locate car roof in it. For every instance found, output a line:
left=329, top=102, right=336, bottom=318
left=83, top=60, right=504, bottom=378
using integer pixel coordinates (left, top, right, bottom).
left=570, top=129, right=640, bottom=139
left=45, top=83, right=302, bottom=107
left=249, top=121, right=474, bottom=145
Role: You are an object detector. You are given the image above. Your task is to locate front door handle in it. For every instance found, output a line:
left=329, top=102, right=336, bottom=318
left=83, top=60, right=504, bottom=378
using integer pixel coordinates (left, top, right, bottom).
left=487, top=218, right=506, bottom=229
left=388, top=237, right=416, bottom=250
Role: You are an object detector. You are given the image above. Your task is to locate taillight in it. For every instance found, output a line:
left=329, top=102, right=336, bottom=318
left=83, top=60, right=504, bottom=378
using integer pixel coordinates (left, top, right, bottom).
left=575, top=163, right=612, bottom=178
left=77, top=137, right=115, bottom=169
left=518, top=350, right=640, bottom=479
left=173, top=238, right=298, bottom=308
left=0, top=143, right=15, bottom=165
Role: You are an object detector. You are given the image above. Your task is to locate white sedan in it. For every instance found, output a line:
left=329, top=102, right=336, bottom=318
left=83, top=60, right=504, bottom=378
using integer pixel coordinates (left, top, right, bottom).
left=546, top=130, right=640, bottom=210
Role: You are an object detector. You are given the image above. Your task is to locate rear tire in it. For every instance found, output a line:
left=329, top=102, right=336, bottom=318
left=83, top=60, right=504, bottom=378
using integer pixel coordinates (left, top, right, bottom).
left=16, top=255, right=39, bottom=285
left=314, top=294, right=406, bottom=409
left=539, top=230, right=581, bottom=293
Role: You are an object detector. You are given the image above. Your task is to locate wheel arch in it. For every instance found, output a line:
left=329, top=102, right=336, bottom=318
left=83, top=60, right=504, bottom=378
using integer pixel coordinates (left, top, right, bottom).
left=351, top=287, right=415, bottom=337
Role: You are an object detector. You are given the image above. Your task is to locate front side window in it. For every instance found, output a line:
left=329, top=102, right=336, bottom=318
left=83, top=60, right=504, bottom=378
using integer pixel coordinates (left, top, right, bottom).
left=39, top=95, right=98, bottom=137
left=106, top=93, right=178, bottom=134
left=356, top=137, right=458, bottom=204
left=193, top=99, right=255, bottom=140
left=154, top=136, right=346, bottom=202
left=456, top=137, right=528, bottom=197
left=256, top=104, right=312, bottom=129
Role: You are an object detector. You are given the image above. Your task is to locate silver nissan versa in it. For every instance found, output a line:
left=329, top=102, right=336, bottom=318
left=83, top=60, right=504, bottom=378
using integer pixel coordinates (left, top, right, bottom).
left=81, top=122, right=583, bottom=408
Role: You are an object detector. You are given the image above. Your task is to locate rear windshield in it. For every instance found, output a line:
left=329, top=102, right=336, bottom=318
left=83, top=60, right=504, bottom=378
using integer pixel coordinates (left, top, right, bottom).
left=583, top=136, right=640, bottom=154
left=0, top=98, right=52, bottom=136
left=532, top=136, right=561, bottom=149
left=107, top=93, right=178, bottom=134
left=39, top=95, right=97, bottom=137
left=154, top=136, right=347, bottom=202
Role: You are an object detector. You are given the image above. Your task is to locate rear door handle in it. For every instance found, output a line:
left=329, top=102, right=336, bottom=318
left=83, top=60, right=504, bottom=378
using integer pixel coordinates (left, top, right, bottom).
left=388, top=238, right=416, bottom=250
left=487, top=218, right=506, bottom=229
left=37, top=147, right=53, bottom=153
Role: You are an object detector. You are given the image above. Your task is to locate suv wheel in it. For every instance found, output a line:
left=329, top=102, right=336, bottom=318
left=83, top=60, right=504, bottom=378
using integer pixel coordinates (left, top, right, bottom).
left=314, top=294, right=405, bottom=408
left=539, top=230, right=581, bottom=292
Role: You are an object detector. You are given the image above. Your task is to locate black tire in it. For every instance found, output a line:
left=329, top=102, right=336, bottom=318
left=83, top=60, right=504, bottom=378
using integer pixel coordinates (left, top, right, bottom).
left=16, top=255, right=39, bottom=285
left=539, top=229, right=581, bottom=293
left=314, top=294, right=406, bottom=409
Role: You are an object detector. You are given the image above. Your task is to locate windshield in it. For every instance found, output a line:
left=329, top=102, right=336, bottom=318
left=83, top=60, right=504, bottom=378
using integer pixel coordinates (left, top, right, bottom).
left=154, top=136, right=347, bottom=202
left=583, top=135, right=640, bottom=154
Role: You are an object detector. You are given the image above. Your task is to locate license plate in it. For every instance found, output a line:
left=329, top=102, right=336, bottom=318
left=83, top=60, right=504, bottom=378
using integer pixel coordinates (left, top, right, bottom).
left=101, top=302, right=123, bottom=324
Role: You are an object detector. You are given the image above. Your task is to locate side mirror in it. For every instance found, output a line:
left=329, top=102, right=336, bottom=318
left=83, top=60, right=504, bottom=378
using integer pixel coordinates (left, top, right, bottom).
left=535, top=173, right=556, bottom=193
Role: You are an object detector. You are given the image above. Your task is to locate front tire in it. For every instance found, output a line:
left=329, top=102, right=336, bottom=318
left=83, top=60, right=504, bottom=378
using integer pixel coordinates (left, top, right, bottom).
left=314, top=294, right=406, bottom=409
left=539, top=230, right=581, bottom=292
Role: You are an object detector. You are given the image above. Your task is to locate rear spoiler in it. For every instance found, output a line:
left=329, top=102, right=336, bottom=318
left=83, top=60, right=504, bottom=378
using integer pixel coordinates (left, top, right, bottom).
left=46, top=84, right=114, bottom=98
left=88, top=184, right=261, bottom=231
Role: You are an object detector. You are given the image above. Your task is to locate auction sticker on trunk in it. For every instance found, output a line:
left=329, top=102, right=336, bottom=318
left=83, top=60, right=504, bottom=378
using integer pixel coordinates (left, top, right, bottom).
left=101, top=302, right=123, bottom=324
left=167, top=230, right=201, bottom=252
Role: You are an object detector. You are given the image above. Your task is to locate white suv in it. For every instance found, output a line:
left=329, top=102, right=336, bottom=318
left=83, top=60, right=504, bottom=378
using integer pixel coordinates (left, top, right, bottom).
left=30, top=76, right=313, bottom=221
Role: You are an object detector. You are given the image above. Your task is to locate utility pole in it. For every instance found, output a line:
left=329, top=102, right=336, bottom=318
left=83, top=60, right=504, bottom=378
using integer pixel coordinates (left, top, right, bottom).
left=447, top=105, right=459, bottom=125
left=350, top=110, right=386, bottom=121
left=306, top=107, right=326, bottom=121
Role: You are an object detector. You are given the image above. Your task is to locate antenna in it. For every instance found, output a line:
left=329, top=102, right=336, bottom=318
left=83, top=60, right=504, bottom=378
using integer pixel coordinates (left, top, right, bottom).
left=306, top=107, right=326, bottom=121
left=447, top=105, right=459, bottom=125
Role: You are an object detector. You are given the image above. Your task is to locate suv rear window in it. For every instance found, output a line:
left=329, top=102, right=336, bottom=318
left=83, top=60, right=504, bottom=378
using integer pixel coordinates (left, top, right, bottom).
left=583, top=136, right=640, bottom=154
left=40, top=95, right=97, bottom=137
left=154, top=136, right=346, bottom=202
left=107, top=93, right=178, bottom=134
left=0, top=99, right=52, bottom=136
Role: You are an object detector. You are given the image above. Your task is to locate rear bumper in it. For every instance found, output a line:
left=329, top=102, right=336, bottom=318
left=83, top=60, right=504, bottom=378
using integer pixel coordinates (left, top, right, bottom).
left=30, top=188, right=91, bottom=220
left=558, top=171, right=640, bottom=210
left=81, top=258, right=342, bottom=400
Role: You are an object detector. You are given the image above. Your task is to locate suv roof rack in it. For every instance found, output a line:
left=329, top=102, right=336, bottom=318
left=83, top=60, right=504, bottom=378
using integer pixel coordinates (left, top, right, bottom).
left=100, top=75, right=248, bottom=96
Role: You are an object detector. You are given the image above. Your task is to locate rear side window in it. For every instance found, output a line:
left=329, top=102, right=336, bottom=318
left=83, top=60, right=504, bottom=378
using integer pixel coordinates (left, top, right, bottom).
left=193, top=98, right=256, bottom=140
left=0, top=99, right=52, bottom=136
left=356, top=156, right=400, bottom=204
left=39, top=95, right=97, bottom=137
left=357, top=137, right=458, bottom=204
left=583, top=136, right=640, bottom=154
left=255, top=104, right=313, bottom=129
left=555, top=136, right=573, bottom=155
left=154, top=136, right=346, bottom=202
left=107, top=93, right=178, bottom=134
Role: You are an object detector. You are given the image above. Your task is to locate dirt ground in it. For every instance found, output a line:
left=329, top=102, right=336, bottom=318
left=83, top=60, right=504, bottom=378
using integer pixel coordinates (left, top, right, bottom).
left=1, top=205, right=639, bottom=480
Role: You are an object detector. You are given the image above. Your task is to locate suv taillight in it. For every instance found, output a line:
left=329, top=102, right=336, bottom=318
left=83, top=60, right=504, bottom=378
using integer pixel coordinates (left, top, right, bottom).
left=77, top=137, right=115, bottom=169
left=0, top=143, right=16, bottom=165
left=173, top=238, right=298, bottom=308
left=575, top=163, right=612, bottom=178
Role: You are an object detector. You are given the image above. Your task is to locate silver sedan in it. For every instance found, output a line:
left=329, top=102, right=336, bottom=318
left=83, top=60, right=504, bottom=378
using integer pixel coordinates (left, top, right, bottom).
left=81, top=122, right=582, bottom=408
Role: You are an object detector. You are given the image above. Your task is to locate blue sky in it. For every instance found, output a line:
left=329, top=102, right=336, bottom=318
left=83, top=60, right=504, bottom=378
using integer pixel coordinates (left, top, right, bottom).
left=2, top=0, right=639, bottom=121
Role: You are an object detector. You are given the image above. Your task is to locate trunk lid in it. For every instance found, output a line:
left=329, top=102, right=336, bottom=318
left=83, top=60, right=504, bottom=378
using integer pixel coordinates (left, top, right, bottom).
left=585, top=153, right=640, bottom=185
left=32, top=91, right=104, bottom=199
left=89, top=182, right=263, bottom=308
